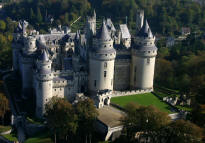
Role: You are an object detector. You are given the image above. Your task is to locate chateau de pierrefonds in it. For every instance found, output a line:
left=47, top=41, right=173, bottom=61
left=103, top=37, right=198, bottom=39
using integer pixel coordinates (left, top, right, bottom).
left=12, top=11, right=157, bottom=118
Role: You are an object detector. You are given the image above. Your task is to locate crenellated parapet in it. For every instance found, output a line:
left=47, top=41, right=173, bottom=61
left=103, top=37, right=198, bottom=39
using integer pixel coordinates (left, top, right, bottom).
left=132, top=48, right=157, bottom=57
left=36, top=73, right=53, bottom=81
left=89, top=51, right=116, bottom=61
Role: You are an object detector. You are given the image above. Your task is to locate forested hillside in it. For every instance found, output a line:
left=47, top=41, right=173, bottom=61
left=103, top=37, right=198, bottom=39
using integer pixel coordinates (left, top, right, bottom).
left=0, top=0, right=205, bottom=128
left=3, top=0, right=205, bottom=35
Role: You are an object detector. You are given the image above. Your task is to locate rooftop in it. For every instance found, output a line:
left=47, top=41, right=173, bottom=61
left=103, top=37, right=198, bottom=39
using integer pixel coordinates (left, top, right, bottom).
left=97, top=106, right=125, bottom=128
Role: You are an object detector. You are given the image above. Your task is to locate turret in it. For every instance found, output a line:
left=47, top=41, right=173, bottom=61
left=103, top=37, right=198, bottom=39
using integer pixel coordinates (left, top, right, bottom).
left=89, top=20, right=116, bottom=95
left=23, top=36, right=37, bottom=54
left=35, top=48, right=53, bottom=118
left=12, top=33, right=22, bottom=72
left=21, top=36, right=37, bottom=97
left=85, top=10, right=96, bottom=41
left=131, top=20, right=157, bottom=90
left=136, top=10, right=144, bottom=32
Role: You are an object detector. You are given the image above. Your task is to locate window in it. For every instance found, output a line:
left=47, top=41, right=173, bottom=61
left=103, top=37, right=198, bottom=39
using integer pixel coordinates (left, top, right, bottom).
left=94, top=80, right=96, bottom=87
left=104, top=62, right=107, bottom=68
left=104, top=71, right=107, bottom=78
left=147, top=58, right=150, bottom=64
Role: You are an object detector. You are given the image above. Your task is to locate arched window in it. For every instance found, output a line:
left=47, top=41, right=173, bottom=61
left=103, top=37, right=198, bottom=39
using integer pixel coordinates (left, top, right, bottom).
left=104, top=62, right=107, bottom=68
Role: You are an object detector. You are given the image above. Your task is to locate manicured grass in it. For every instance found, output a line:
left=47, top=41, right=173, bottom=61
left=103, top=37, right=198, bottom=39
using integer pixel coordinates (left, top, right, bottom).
left=111, top=93, right=174, bottom=113
left=176, top=105, right=192, bottom=112
left=154, top=87, right=180, bottom=99
left=1, top=133, right=18, bottom=141
left=0, top=126, right=11, bottom=133
left=25, top=132, right=53, bottom=143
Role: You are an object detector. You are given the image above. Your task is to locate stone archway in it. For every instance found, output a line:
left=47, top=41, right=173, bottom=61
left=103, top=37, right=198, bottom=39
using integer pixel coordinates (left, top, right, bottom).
left=104, top=98, right=110, bottom=106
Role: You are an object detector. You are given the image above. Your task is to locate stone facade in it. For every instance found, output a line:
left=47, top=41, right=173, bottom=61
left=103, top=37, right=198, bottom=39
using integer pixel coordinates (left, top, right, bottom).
left=12, top=11, right=157, bottom=118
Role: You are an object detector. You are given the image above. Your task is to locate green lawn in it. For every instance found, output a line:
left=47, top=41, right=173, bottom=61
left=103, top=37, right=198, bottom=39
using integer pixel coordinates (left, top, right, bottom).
left=0, top=126, right=11, bottom=133
left=25, top=132, right=53, bottom=143
left=1, top=133, right=18, bottom=141
left=111, top=93, right=174, bottom=113
left=176, top=105, right=192, bottom=112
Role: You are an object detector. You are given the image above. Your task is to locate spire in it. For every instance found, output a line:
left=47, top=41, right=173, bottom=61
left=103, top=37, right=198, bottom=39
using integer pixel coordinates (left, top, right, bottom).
left=75, top=30, right=80, bottom=40
left=137, top=19, right=153, bottom=38
left=145, top=20, right=149, bottom=33
left=93, top=9, right=96, bottom=18
left=97, top=20, right=111, bottom=41
left=148, top=27, right=153, bottom=38
left=39, top=49, right=49, bottom=62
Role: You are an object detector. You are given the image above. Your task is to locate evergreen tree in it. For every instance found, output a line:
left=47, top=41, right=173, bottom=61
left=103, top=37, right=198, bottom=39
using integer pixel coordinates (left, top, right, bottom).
left=29, top=8, right=35, bottom=22
left=36, top=7, right=43, bottom=24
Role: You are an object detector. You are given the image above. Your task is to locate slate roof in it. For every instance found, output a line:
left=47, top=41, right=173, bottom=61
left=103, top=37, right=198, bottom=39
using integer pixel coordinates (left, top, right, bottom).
left=96, top=21, right=111, bottom=41
left=106, top=18, right=116, bottom=32
left=38, top=49, right=49, bottom=62
left=120, top=24, right=131, bottom=39
left=137, top=20, right=153, bottom=38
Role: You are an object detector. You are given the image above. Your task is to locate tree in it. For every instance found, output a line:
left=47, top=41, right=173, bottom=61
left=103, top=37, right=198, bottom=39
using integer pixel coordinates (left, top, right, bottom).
left=155, top=58, right=174, bottom=88
left=0, top=94, right=9, bottom=125
left=36, top=7, right=43, bottom=23
left=64, top=12, right=69, bottom=25
left=192, top=104, right=205, bottom=127
left=75, top=98, right=98, bottom=143
left=29, top=8, right=35, bottom=22
left=167, top=120, right=203, bottom=143
left=122, top=105, right=171, bottom=142
left=45, top=97, right=78, bottom=143
left=0, top=20, right=6, bottom=32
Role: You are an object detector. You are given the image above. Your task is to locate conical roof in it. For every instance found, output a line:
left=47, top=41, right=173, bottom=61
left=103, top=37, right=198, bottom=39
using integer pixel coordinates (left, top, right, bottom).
left=39, top=49, right=49, bottom=62
left=39, top=35, right=46, bottom=44
left=96, top=20, right=111, bottom=41
left=75, top=30, right=80, bottom=40
left=137, top=19, right=153, bottom=38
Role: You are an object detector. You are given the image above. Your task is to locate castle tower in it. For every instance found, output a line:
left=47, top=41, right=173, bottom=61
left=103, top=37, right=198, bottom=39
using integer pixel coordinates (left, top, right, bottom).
left=12, top=33, right=21, bottom=71
left=131, top=20, right=157, bottom=90
left=136, top=10, right=144, bottom=32
left=89, top=21, right=116, bottom=94
left=85, top=10, right=96, bottom=41
left=21, top=36, right=37, bottom=96
left=35, top=49, right=53, bottom=118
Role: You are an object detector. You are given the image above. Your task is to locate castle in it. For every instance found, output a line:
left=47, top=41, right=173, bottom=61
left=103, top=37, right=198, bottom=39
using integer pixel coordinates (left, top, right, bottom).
left=12, top=11, right=157, bottom=118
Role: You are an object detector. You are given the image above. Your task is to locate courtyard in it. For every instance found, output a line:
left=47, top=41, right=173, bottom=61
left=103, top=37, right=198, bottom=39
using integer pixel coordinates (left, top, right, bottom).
left=111, top=93, right=175, bottom=113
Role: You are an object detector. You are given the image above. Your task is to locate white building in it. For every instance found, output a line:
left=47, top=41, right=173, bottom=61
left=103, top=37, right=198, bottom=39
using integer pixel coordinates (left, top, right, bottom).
left=12, top=11, right=157, bottom=118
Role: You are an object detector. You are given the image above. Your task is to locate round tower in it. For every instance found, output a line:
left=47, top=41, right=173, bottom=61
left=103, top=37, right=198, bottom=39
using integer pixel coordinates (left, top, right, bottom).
left=131, top=20, right=157, bottom=90
left=89, top=21, right=116, bottom=94
left=21, top=36, right=37, bottom=95
left=12, top=33, right=21, bottom=71
left=35, top=49, right=53, bottom=118
left=23, top=36, right=36, bottom=54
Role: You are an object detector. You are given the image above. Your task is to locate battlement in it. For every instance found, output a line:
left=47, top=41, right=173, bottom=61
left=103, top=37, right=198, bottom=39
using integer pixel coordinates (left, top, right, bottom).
left=36, top=73, right=53, bottom=81
left=53, top=77, right=72, bottom=88
left=112, top=89, right=153, bottom=97
left=132, top=48, right=157, bottom=57
left=90, top=50, right=116, bottom=61
left=96, top=90, right=113, bottom=98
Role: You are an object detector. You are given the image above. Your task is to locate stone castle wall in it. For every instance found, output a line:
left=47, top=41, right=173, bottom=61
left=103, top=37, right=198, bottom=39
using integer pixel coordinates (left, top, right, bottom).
left=114, top=59, right=130, bottom=90
left=111, top=89, right=153, bottom=97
